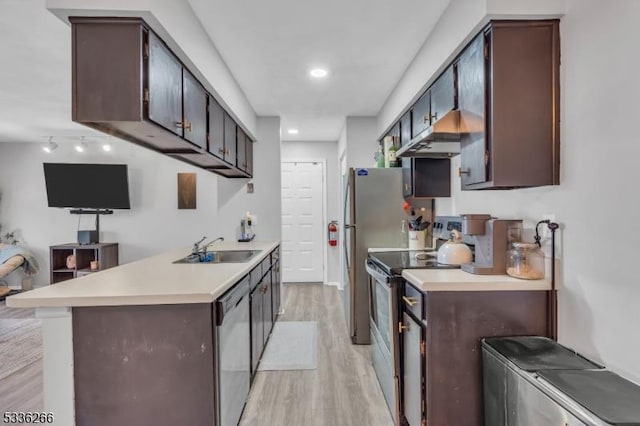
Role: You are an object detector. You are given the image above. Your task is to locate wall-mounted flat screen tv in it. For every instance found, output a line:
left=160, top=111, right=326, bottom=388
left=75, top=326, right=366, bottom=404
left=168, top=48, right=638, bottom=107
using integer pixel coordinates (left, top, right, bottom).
left=43, top=163, right=131, bottom=209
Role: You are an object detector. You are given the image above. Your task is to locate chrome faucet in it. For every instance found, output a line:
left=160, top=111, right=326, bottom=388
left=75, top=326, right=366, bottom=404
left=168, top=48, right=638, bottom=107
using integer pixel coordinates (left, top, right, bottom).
left=201, top=237, right=224, bottom=252
left=192, top=237, right=207, bottom=255
left=191, top=236, right=224, bottom=261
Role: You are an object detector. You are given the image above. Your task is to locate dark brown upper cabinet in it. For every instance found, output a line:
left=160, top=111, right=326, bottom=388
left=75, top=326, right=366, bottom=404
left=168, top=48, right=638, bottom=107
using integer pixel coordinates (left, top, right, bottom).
left=181, top=70, right=207, bottom=148
left=208, top=98, right=225, bottom=159
left=459, top=20, right=560, bottom=189
left=237, top=128, right=247, bottom=171
left=430, top=65, right=456, bottom=125
left=381, top=19, right=560, bottom=190
left=458, top=33, right=487, bottom=187
left=147, top=32, right=183, bottom=137
left=412, top=90, right=431, bottom=138
left=223, top=113, right=237, bottom=166
left=245, top=138, right=254, bottom=176
left=70, top=17, right=252, bottom=178
left=400, top=111, right=412, bottom=146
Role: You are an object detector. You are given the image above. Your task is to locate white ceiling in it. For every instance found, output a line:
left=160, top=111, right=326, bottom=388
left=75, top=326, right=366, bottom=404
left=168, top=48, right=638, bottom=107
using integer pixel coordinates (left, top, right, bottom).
left=0, top=0, right=451, bottom=144
left=0, top=0, right=102, bottom=144
left=188, top=0, right=451, bottom=141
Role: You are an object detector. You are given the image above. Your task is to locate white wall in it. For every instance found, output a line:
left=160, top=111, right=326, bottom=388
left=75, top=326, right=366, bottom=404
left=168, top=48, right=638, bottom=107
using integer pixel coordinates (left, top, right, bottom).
left=0, top=117, right=281, bottom=288
left=281, top=141, right=341, bottom=284
left=345, top=117, right=379, bottom=169
left=380, top=0, right=640, bottom=383
left=46, top=0, right=258, bottom=138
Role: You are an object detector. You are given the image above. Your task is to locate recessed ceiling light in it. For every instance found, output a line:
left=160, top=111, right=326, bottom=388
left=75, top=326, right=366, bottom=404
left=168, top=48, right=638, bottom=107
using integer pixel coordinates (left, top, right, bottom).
left=309, top=68, right=328, bottom=78
left=102, top=143, right=112, bottom=152
left=287, top=129, right=299, bottom=135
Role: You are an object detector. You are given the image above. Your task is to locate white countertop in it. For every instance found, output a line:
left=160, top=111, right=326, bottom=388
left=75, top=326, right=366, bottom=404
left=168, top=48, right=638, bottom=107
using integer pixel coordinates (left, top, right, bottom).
left=402, top=268, right=552, bottom=292
left=7, top=240, right=280, bottom=308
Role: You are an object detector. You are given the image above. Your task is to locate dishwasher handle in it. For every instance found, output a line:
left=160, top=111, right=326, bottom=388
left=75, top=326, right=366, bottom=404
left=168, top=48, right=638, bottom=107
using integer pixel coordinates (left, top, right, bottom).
left=215, top=276, right=250, bottom=325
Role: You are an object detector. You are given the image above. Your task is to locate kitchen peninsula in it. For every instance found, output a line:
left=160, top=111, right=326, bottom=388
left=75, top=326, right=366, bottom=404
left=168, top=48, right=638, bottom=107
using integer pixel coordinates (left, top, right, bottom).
left=7, top=240, right=281, bottom=426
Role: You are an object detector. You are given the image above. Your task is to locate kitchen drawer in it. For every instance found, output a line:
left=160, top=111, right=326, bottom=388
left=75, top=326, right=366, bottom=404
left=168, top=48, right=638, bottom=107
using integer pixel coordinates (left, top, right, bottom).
left=403, top=281, right=424, bottom=320
left=250, top=265, right=262, bottom=290
left=261, top=256, right=271, bottom=278
left=270, top=247, right=280, bottom=266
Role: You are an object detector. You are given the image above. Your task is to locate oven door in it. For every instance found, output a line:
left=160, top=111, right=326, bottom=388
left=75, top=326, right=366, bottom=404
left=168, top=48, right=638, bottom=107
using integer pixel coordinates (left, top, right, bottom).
left=366, top=259, right=401, bottom=425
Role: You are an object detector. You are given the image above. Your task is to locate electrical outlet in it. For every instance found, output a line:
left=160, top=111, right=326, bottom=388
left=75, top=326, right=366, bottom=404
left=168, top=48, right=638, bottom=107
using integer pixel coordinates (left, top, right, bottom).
left=541, top=214, right=555, bottom=239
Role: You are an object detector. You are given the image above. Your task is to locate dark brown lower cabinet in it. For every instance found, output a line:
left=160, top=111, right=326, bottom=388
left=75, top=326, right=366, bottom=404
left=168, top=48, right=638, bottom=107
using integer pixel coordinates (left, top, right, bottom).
left=250, top=283, right=265, bottom=375
left=262, top=268, right=274, bottom=342
left=400, top=283, right=550, bottom=426
left=73, top=304, right=215, bottom=426
left=402, top=311, right=425, bottom=426
left=272, top=259, right=281, bottom=321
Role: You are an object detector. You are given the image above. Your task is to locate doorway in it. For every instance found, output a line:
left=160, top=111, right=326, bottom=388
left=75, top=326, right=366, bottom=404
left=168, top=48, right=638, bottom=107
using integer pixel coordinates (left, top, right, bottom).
left=281, top=161, right=325, bottom=283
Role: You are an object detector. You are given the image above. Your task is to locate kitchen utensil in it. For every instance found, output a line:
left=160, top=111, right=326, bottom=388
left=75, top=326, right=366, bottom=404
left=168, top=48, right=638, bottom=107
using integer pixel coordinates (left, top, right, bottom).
left=437, top=230, right=472, bottom=265
left=408, top=230, right=426, bottom=250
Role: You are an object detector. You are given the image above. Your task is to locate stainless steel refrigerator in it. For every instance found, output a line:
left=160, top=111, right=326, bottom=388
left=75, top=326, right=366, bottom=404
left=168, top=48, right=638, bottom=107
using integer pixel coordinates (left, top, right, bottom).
left=342, top=168, right=407, bottom=344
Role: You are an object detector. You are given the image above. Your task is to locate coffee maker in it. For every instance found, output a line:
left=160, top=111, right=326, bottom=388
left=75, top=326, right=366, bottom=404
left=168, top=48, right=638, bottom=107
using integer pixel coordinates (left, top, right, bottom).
left=460, top=214, right=522, bottom=275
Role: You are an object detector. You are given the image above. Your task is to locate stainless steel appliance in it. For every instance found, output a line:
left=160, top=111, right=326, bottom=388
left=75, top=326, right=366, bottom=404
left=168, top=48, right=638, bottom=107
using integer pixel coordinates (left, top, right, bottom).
left=460, top=214, right=522, bottom=275
left=482, top=336, right=640, bottom=425
left=215, top=276, right=251, bottom=426
left=365, top=216, right=463, bottom=425
left=343, top=168, right=429, bottom=345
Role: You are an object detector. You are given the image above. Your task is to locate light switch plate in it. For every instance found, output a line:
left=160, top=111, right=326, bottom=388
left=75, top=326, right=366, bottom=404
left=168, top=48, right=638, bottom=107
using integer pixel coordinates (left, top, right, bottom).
left=247, top=182, right=254, bottom=193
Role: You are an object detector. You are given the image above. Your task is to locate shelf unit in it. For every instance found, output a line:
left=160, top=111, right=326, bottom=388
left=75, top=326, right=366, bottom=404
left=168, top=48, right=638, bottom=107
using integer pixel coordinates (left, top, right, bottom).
left=49, top=243, right=119, bottom=284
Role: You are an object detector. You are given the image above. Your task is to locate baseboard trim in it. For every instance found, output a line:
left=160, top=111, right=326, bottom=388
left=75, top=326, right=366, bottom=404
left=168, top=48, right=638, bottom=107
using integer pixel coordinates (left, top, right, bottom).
left=324, top=281, right=340, bottom=287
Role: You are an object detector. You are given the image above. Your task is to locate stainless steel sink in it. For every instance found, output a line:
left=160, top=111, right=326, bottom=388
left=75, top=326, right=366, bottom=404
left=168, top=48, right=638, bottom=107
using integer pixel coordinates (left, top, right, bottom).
left=173, top=250, right=260, bottom=264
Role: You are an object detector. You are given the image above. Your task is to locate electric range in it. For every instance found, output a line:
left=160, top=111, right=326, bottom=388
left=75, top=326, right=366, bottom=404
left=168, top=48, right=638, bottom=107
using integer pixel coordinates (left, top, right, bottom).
left=368, top=250, right=460, bottom=276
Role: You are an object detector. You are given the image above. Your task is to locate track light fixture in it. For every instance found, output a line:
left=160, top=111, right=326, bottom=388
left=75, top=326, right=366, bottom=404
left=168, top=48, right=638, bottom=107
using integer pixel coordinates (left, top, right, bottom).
left=43, top=137, right=58, bottom=153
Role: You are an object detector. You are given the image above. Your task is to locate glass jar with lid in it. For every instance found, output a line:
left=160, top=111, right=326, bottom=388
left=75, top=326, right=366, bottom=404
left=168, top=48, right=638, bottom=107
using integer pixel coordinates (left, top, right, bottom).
left=506, top=242, right=545, bottom=280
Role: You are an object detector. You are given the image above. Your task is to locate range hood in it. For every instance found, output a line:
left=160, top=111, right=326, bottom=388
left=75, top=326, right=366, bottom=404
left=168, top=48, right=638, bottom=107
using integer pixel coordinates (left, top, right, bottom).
left=396, top=110, right=461, bottom=158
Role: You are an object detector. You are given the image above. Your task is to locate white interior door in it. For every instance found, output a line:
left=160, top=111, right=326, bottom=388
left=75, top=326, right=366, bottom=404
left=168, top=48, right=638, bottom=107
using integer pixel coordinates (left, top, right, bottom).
left=281, top=162, right=324, bottom=283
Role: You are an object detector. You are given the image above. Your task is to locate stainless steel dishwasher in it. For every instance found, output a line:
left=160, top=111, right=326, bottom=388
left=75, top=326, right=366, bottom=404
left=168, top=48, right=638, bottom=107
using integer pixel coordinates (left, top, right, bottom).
left=215, top=276, right=251, bottom=426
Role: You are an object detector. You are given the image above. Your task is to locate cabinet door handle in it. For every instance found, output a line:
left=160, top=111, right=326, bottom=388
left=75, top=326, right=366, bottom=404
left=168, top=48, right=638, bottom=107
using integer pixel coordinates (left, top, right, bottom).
left=218, top=147, right=225, bottom=155
left=405, top=183, right=410, bottom=191
left=175, top=120, right=192, bottom=131
left=423, top=114, right=430, bottom=124
left=431, top=112, right=438, bottom=122
left=402, top=296, right=418, bottom=307
left=399, top=322, right=410, bottom=333
left=458, top=168, right=470, bottom=177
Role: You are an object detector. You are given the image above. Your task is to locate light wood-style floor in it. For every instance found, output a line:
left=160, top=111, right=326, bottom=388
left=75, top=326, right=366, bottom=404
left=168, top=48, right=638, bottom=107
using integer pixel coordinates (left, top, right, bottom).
left=0, top=286, right=392, bottom=425
left=240, top=284, right=393, bottom=426
left=0, top=302, right=43, bottom=412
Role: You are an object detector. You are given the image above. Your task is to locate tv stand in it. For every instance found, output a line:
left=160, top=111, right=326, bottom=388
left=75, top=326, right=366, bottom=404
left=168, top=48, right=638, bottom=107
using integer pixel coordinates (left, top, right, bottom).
left=49, top=242, right=119, bottom=284
left=70, top=209, right=114, bottom=243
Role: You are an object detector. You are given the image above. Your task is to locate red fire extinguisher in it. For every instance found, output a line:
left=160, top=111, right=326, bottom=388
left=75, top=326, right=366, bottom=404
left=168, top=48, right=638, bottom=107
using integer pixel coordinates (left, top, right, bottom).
left=328, top=221, right=339, bottom=247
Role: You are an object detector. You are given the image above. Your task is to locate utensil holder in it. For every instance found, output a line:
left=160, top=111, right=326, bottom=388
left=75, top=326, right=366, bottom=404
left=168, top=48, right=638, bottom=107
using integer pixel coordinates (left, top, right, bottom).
left=408, top=230, right=426, bottom=250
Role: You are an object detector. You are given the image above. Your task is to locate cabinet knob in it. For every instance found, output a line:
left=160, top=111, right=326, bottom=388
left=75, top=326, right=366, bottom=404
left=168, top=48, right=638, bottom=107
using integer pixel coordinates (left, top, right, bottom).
left=399, top=322, right=410, bottom=333
left=458, top=168, right=470, bottom=177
